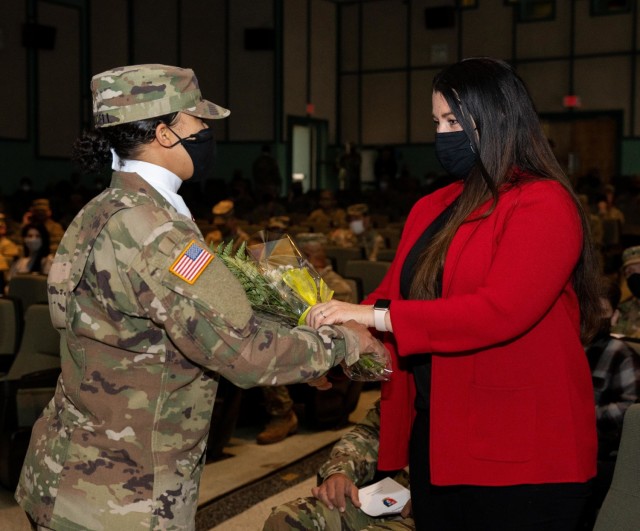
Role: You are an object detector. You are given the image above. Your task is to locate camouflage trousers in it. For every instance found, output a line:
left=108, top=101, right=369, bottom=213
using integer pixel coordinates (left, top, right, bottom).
left=263, top=496, right=415, bottom=531
left=262, top=385, right=294, bottom=416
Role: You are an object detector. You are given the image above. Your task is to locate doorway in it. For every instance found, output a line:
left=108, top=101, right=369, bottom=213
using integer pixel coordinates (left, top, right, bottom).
left=540, top=111, right=622, bottom=186
left=287, top=117, right=329, bottom=193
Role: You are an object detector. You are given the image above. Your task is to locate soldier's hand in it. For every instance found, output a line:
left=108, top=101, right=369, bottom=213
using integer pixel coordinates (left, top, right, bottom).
left=340, top=320, right=388, bottom=358
left=311, top=473, right=360, bottom=512
left=401, top=498, right=412, bottom=518
left=306, top=375, right=332, bottom=391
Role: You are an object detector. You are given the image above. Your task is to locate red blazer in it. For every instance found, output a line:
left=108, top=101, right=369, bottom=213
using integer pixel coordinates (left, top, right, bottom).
left=364, top=174, right=597, bottom=486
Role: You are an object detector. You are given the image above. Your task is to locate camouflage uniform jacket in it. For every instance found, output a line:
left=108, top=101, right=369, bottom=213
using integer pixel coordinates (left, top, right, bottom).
left=318, top=400, right=408, bottom=489
left=612, top=297, right=640, bottom=338
left=16, top=172, right=361, bottom=531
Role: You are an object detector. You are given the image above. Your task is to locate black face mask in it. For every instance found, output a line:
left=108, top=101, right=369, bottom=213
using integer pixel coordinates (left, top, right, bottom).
left=167, top=125, right=216, bottom=182
left=627, top=273, right=640, bottom=298
left=435, top=130, right=477, bottom=180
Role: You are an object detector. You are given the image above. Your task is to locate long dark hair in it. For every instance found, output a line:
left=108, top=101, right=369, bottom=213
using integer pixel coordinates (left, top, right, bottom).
left=21, top=223, right=51, bottom=274
left=72, top=112, right=179, bottom=174
left=410, top=57, right=600, bottom=342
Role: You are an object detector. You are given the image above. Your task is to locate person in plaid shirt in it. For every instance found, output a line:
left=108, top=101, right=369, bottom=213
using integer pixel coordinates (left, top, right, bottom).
left=586, top=276, right=640, bottom=458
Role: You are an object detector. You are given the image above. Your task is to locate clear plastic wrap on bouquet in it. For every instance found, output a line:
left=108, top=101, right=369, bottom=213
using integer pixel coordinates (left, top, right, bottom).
left=342, top=349, right=392, bottom=382
left=213, top=232, right=392, bottom=382
left=246, top=232, right=333, bottom=326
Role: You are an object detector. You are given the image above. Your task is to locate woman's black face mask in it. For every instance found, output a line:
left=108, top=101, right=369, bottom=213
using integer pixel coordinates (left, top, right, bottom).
left=435, top=130, right=477, bottom=180
left=166, top=125, right=216, bottom=181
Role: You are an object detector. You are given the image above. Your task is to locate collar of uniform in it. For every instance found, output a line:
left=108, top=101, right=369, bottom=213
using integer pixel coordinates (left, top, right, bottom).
left=112, top=156, right=192, bottom=218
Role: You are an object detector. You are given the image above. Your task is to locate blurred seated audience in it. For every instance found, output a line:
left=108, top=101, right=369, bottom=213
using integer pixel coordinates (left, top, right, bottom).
left=253, top=144, right=283, bottom=200
left=612, top=245, right=640, bottom=338
left=263, top=400, right=414, bottom=530
left=266, top=215, right=290, bottom=236
left=579, top=193, right=604, bottom=272
left=250, top=191, right=287, bottom=226
left=204, top=200, right=249, bottom=254
left=10, top=177, right=37, bottom=222
left=597, top=184, right=625, bottom=226
left=8, top=223, right=53, bottom=280
left=285, top=182, right=315, bottom=219
left=0, top=212, right=20, bottom=289
left=329, top=204, right=386, bottom=261
left=307, top=190, right=346, bottom=231
left=22, top=198, right=64, bottom=254
left=228, top=170, right=256, bottom=221
left=614, top=175, right=640, bottom=239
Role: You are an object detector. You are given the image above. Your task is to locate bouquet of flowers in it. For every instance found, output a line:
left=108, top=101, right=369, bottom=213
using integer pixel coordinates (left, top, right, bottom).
left=214, top=233, right=391, bottom=382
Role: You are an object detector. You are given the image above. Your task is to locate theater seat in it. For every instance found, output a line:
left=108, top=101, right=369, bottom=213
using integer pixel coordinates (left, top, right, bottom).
left=0, top=296, right=22, bottom=374
left=325, top=246, right=364, bottom=276
left=7, top=273, right=48, bottom=315
left=0, top=303, right=60, bottom=489
left=593, top=404, right=640, bottom=531
left=344, top=260, right=390, bottom=299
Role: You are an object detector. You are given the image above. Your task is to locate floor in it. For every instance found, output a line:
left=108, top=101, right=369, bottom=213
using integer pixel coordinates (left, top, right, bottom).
left=0, top=389, right=379, bottom=531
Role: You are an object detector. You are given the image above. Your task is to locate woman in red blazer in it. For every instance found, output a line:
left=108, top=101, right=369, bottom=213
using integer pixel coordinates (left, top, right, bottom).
left=308, top=58, right=601, bottom=530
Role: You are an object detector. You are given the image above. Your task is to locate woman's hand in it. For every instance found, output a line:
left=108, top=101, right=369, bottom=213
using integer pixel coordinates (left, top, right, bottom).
left=311, top=473, right=360, bottom=512
left=307, top=300, right=374, bottom=329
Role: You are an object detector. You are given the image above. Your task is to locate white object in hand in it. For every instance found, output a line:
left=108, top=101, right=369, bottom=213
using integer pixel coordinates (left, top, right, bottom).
left=358, top=477, right=410, bottom=517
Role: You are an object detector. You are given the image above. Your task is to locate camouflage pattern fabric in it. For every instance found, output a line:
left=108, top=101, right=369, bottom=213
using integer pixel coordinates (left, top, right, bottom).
left=262, top=385, right=294, bottom=417
left=264, top=401, right=414, bottom=530
left=91, top=64, right=230, bottom=128
left=263, top=497, right=415, bottom=531
left=15, top=171, right=364, bottom=531
left=612, top=297, right=640, bottom=338
left=358, top=230, right=387, bottom=262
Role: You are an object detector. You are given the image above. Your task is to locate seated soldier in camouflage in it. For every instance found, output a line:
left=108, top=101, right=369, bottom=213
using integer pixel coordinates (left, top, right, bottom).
left=15, top=64, right=384, bottom=531
left=612, top=245, right=640, bottom=338
left=263, top=400, right=414, bottom=531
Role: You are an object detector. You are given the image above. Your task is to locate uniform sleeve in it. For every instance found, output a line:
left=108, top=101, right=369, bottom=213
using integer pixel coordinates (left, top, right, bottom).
left=126, top=218, right=363, bottom=388
left=390, top=182, right=584, bottom=354
left=318, top=401, right=381, bottom=486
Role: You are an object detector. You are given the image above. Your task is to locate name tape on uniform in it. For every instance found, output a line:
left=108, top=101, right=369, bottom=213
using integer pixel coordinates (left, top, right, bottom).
left=170, top=240, right=214, bottom=284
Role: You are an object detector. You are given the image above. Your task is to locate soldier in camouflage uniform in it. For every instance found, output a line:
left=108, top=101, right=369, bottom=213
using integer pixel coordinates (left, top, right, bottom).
left=612, top=245, right=640, bottom=338
left=15, top=64, right=385, bottom=531
left=263, top=400, right=414, bottom=530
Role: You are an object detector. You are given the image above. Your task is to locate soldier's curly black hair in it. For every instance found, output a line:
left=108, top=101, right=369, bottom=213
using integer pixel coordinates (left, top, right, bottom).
left=72, top=112, right=179, bottom=174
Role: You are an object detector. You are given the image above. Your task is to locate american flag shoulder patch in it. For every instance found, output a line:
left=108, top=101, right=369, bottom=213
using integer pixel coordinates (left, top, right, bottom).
left=169, top=240, right=214, bottom=284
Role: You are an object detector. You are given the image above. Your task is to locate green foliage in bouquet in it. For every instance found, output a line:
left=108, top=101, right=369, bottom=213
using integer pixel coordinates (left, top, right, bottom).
left=213, top=241, right=299, bottom=326
left=214, top=239, right=392, bottom=382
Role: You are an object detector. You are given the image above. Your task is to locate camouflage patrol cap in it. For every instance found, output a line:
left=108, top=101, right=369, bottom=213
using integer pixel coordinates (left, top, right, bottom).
left=268, top=216, right=290, bottom=230
left=347, top=203, right=369, bottom=217
left=91, top=64, right=230, bottom=128
left=212, top=200, right=234, bottom=217
left=31, top=198, right=51, bottom=212
left=622, top=245, right=640, bottom=268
